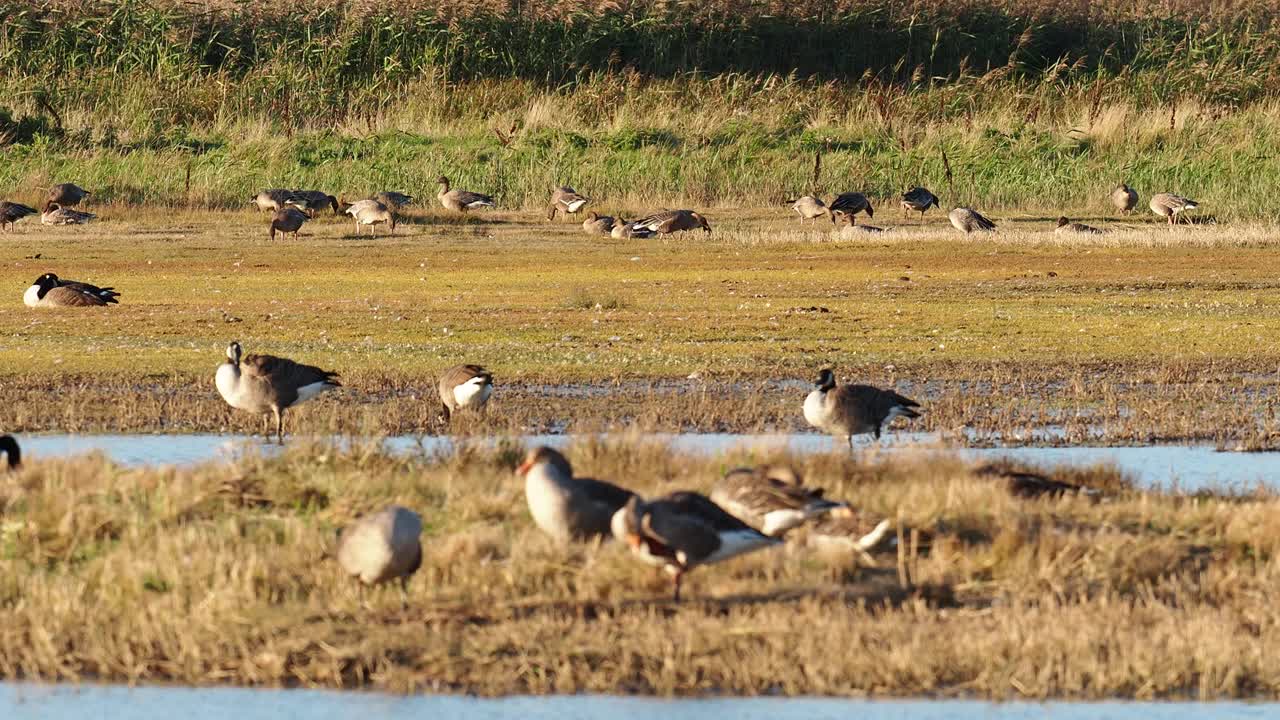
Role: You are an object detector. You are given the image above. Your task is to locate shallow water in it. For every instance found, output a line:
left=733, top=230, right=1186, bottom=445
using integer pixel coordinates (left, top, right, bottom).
left=15, top=432, right=1280, bottom=492
left=1, top=685, right=1275, bottom=720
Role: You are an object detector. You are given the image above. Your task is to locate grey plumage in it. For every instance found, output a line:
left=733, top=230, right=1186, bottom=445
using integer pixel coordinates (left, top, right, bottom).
left=336, top=505, right=423, bottom=607
left=269, top=207, right=308, bottom=241
left=214, top=341, right=340, bottom=443
left=1150, top=192, right=1199, bottom=225
left=582, top=211, right=615, bottom=236
left=901, top=187, right=939, bottom=220
left=436, top=176, right=495, bottom=212
left=437, top=364, right=493, bottom=421
left=517, top=446, right=636, bottom=543
left=632, top=209, right=711, bottom=235
left=1055, top=216, right=1104, bottom=234
left=829, top=192, right=874, bottom=225
left=948, top=207, right=996, bottom=233
left=710, top=464, right=845, bottom=537
left=0, top=201, right=38, bottom=231
left=1111, top=183, right=1138, bottom=213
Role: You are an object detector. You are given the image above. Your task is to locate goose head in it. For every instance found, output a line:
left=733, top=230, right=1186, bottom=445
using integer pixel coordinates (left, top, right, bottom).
left=30, top=273, right=59, bottom=299
left=0, top=435, right=19, bottom=470
left=814, top=368, right=836, bottom=391
left=1057, top=216, right=1071, bottom=227
left=611, top=495, right=643, bottom=546
left=435, top=176, right=450, bottom=190
left=516, top=446, right=572, bottom=480
left=692, top=212, right=711, bottom=234
left=225, top=341, right=243, bottom=365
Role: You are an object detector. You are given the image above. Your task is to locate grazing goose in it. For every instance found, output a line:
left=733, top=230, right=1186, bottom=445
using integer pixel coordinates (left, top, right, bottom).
left=582, top=211, right=615, bottom=236
left=806, top=506, right=895, bottom=565
left=345, top=199, right=395, bottom=235
left=44, top=183, right=90, bottom=212
left=437, top=364, right=493, bottom=421
left=830, top=192, right=874, bottom=225
left=611, top=218, right=656, bottom=239
left=901, top=187, right=939, bottom=220
left=803, top=369, right=921, bottom=448
left=710, top=464, right=846, bottom=537
left=548, top=186, right=589, bottom=220
left=372, top=191, right=414, bottom=210
left=436, top=176, right=495, bottom=212
left=253, top=189, right=301, bottom=212
left=269, top=207, right=308, bottom=241
left=214, top=341, right=341, bottom=443
left=1056, top=217, right=1105, bottom=234
left=517, top=446, right=636, bottom=543
left=1150, top=193, right=1199, bottom=225
left=1111, top=183, right=1139, bottom=214
left=289, top=190, right=341, bottom=215
left=41, top=204, right=95, bottom=225
left=792, top=195, right=830, bottom=223
left=611, top=492, right=783, bottom=602
left=0, top=201, right=39, bottom=231
left=337, top=505, right=423, bottom=607
left=0, top=435, right=19, bottom=470
left=948, top=207, right=996, bottom=233
left=24, top=273, right=119, bottom=308
left=632, top=209, right=711, bottom=235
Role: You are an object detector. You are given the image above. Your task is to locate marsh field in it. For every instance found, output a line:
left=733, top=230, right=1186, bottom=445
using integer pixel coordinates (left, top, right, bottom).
left=5, top=0, right=1280, bottom=705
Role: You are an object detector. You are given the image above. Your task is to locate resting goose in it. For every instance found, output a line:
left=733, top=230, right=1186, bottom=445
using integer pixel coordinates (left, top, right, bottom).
left=710, top=464, right=846, bottom=537
left=611, top=492, right=783, bottom=601
left=1056, top=216, right=1104, bottom=234
left=41, top=204, right=95, bottom=225
left=0, top=435, right=19, bottom=470
left=611, top=218, right=656, bottom=239
left=829, top=192, right=874, bottom=225
left=803, top=368, right=921, bottom=448
left=1111, top=183, right=1138, bottom=214
left=269, top=207, right=308, bottom=241
left=1150, top=193, right=1199, bottom=225
left=214, top=341, right=341, bottom=443
left=632, top=209, right=711, bottom=235
left=436, top=176, right=495, bottom=212
left=24, top=273, right=119, bottom=308
left=582, top=211, right=615, bottom=236
left=345, top=199, right=395, bottom=235
left=806, top=506, right=895, bottom=565
left=900, top=187, right=939, bottom=220
left=949, top=207, right=996, bottom=233
left=517, top=446, right=636, bottom=543
left=44, top=183, right=90, bottom=212
left=792, top=196, right=830, bottom=223
left=437, top=364, right=493, bottom=421
left=0, top=201, right=39, bottom=231
left=548, top=186, right=589, bottom=220
left=337, top=505, right=423, bottom=607
left=372, top=191, right=414, bottom=210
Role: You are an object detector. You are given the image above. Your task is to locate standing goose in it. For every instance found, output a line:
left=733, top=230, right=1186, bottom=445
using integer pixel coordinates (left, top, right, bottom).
left=44, top=183, right=91, bottom=212
left=1111, top=183, right=1139, bottom=214
left=548, top=186, right=590, bottom=220
left=437, top=364, right=493, bottom=421
left=372, top=191, right=414, bottom=210
left=436, top=176, right=495, bottom=212
left=517, top=446, right=636, bottom=543
left=0, top=201, right=39, bottom=231
left=829, top=192, right=874, bottom=226
left=337, top=505, right=423, bottom=608
left=948, top=207, right=996, bottom=234
left=611, top=492, right=783, bottom=602
left=901, top=187, right=939, bottom=220
left=289, top=190, right=341, bottom=215
left=611, top=218, right=656, bottom=239
left=803, top=368, right=921, bottom=448
left=1055, top=217, right=1105, bottom=234
left=632, top=209, right=711, bottom=235
left=792, top=195, right=831, bottom=223
left=710, top=464, right=846, bottom=537
left=214, top=341, right=341, bottom=443
left=253, top=189, right=301, bottom=213
left=24, top=273, right=119, bottom=308
left=41, top=204, right=95, bottom=225
left=1, top=435, right=20, bottom=470
left=345, top=199, right=395, bottom=236
left=269, top=207, right=308, bottom=241
left=1150, top=193, right=1199, bottom=225
left=806, top=506, right=895, bottom=565
left=582, top=211, right=615, bottom=236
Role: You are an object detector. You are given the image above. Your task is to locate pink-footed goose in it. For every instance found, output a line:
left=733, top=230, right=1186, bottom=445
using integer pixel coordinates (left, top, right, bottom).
left=336, top=505, right=423, bottom=607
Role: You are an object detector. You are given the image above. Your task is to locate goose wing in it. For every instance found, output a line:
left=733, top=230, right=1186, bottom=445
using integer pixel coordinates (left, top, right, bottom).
left=453, top=189, right=494, bottom=207
left=43, top=285, right=107, bottom=306
left=60, top=279, right=120, bottom=303
left=241, top=353, right=340, bottom=402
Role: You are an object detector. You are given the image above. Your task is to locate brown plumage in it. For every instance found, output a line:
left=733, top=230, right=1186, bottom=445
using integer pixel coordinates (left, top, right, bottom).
left=437, top=364, right=493, bottom=421
left=41, top=204, right=95, bottom=225
left=0, top=435, right=19, bottom=470
left=948, top=207, right=996, bottom=233
left=900, top=187, right=939, bottom=220
left=372, top=191, right=414, bottom=210
left=792, top=196, right=830, bottom=223
left=1055, top=216, right=1104, bottom=234
left=436, top=176, right=495, bottom=212
left=710, top=464, right=845, bottom=536
left=829, top=192, right=874, bottom=225
left=548, top=186, right=590, bottom=220
left=1111, top=183, right=1138, bottom=213
left=974, top=463, right=1102, bottom=500
left=269, top=207, right=308, bottom=241
left=0, top=201, right=38, bottom=231
left=803, top=369, right=921, bottom=448
left=43, top=183, right=90, bottom=213
left=253, top=189, right=300, bottom=212
left=632, top=209, right=711, bottom=235
left=214, top=341, right=341, bottom=443
left=1150, top=193, right=1199, bottom=225
left=582, top=211, right=615, bottom=236
left=806, top=505, right=896, bottom=564
left=289, top=190, right=341, bottom=215
left=611, top=218, right=656, bottom=239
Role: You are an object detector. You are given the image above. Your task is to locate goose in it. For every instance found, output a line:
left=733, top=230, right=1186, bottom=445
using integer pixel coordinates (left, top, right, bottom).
left=214, top=341, right=341, bottom=443
left=0, top=201, right=39, bottom=231
left=901, top=187, right=939, bottom=220
left=437, top=364, right=493, bottom=421
left=710, top=464, right=846, bottom=537
left=345, top=199, right=395, bottom=235
left=829, top=192, right=874, bottom=225
left=253, top=189, right=301, bottom=212
left=806, top=506, right=895, bottom=565
left=1111, top=183, right=1138, bottom=214
left=269, top=207, right=308, bottom=241
left=803, top=368, right=921, bottom=448
left=0, top=435, right=19, bottom=470
left=336, top=505, right=423, bottom=607
left=288, top=190, right=341, bottom=215
left=611, top=218, right=656, bottom=239
left=372, top=191, right=414, bottom=210
left=974, top=463, right=1102, bottom=499
left=611, top=492, right=783, bottom=601
left=436, top=176, right=495, bottom=212
left=1150, top=193, right=1199, bottom=225
left=1055, top=217, right=1104, bottom=235
left=949, top=207, right=996, bottom=233
left=792, top=195, right=830, bottom=223
left=548, top=186, right=589, bottom=220
left=517, top=446, right=636, bottom=543
left=632, top=209, right=711, bottom=235
left=41, top=204, right=95, bottom=225
left=839, top=224, right=886, bottom=235
left=44, top=183, right=90, bottom=212
left=24, top=273, right=119, bottom=308
left=582, top=211, right=615, bottom=236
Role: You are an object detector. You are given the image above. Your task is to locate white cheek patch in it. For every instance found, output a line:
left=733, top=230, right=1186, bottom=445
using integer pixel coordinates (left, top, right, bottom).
left=23, top=285, right=41, bottom=307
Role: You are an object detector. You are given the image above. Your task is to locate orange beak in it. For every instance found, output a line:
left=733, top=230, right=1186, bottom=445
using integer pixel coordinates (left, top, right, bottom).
left=516, top=460, right=532, bottom=476
left=626, top=533, right=643, bottom=550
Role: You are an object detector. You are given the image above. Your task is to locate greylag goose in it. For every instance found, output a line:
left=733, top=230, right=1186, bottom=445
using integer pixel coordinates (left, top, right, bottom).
left=582, top=211, right=615, bottom=236
left=1055, top=217, right=1104, bottom=234
left=0, top=435, right=19, bottom=470
left=253, top=189, right=301, bottom=212
left=710, top=464, right=845, bottom=536
left=289, top=190, right=341, bottom=215
left=948, top=207, right=996, bottom=233
left=372, top=191, right=414, bottom=210
left=900, top=187, right=939, bottom=220
left=345, top=199, right=395, bottom=235
left=830, top=192, right=874, bottom=225
left=517, top=446, right=636, bottom=543
left=437, top=364, right=493, bottom=421
left=41, top=204, right=94, bottom=225
left=803, top=368, right=921, bottom=448
left=806, top=506, right=895, bottom=564
left=269, top=207, right=308, bottom=241
left=792, top=196, right=830, bottom=223
left=337, top=505, right=423, bottom=607
left=44, top=183, right=90, bottom=212
left=611, top=218, right=657, bottom=239
left=214, top=341, right=341, bottom=443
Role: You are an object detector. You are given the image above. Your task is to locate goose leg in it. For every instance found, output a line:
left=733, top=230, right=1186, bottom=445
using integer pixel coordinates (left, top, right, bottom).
left=274, top=407, right=284, bottom=444
left=672, top=571, right=684, bottom=603
left=399, top=576, right=410, bottom=610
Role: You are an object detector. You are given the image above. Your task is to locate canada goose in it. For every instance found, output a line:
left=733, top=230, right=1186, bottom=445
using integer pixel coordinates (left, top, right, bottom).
left=0, top=201, right=39, bottom=231
left=1055, top=217, right=1104, bottom=234
left=632, top=209, right=711, bottom=235
left=336, top=505, right=423, bottom=607
left=0, top=435, right=20, bottom=470
left=582, top=211, right=615, bottom=236
left=611, top=492, right=783, bottom=602
left=1150, top=193, right=1199, bottom=225
left=437, top=364, right=493, bottom=421
left=710, top=464, right=846, bottom=537
left=830, top=192, right=874, bottom=225
left=517, top=446, right=636, bottom=544
left=253, top=189, right=301, bottom=213
left=289, top=190, right=341, bottom=215
left=901, top=187, right=939, bottom=220
left=792, top=196, right=830, bottom=223
left=974, top=463, right=1102, bottom=499
left=1111, top=183, right=1139, bottom=214
left=24, top=273, right=119, bottom=308
left=41, top=204, right=95, bottom=225
left=806, top=506, right=895, bottom=565
left=345, top=199, right=395, bottom=235
left=44, top=183, right=90, bottom=212
left=548, top=186, right=589, bottom=221
left=372, top=191, right=414, bottom=210
left=611, top=218, right=657, bottom=239
left=269, top=207, right=308, bottom=241
left=214, top=341, right=341, bottom=443
left=803, top=369, right=921, bottom=448
left=948, top=207, right=996, bottom=233
left=436, top=176, right=495, bottom=212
